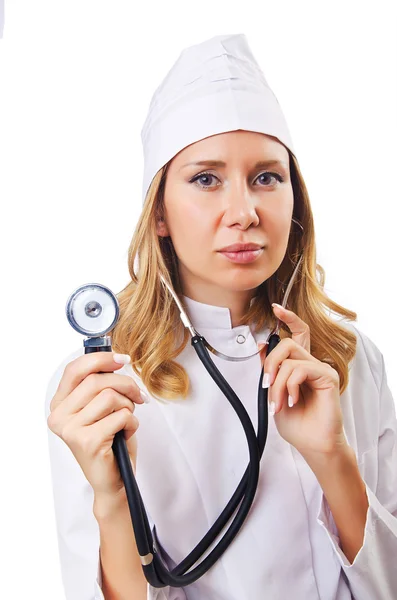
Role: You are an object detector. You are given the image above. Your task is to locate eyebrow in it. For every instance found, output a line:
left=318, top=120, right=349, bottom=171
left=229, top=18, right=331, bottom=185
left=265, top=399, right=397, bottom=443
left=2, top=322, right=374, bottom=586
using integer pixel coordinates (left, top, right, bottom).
left=180, top=159, right=289, bottom=171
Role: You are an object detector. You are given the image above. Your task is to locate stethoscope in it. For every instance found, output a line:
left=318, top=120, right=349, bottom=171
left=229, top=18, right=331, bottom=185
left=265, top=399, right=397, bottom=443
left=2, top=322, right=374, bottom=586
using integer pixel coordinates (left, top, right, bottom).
left=65, top=218, right=304, bottom=588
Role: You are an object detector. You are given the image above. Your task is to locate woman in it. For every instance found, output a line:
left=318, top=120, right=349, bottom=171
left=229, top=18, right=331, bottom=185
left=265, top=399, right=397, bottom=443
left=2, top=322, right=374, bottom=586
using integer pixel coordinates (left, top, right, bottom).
left=45, top=34, right=397, bottom=600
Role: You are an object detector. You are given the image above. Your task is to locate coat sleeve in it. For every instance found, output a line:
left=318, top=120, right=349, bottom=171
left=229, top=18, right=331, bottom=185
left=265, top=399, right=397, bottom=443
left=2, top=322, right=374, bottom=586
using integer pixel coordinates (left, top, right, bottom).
left=44, top=350, right=187, bottom=600
left=316, top=345, right=397, bottom=600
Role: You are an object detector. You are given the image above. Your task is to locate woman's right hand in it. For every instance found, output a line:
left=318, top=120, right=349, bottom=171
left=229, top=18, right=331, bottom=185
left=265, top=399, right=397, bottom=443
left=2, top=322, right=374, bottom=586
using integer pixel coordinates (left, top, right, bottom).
left=47, top=352, right=145, bottom=499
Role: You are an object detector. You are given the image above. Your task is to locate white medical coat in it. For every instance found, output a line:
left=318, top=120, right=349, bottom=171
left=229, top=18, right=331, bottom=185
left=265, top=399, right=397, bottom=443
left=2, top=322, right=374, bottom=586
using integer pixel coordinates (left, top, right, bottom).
left=44, top=295, right=397, bottom=600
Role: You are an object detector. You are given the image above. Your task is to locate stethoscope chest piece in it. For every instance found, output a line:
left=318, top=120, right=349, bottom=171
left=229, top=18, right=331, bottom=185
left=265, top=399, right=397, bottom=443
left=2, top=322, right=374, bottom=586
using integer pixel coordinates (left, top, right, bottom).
left=65, top=283, right=119, bottom=340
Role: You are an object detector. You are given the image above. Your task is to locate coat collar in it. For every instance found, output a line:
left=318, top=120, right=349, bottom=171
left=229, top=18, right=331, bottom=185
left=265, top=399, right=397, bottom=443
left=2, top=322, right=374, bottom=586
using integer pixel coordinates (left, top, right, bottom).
left=181, top=295, right=256, bottom=331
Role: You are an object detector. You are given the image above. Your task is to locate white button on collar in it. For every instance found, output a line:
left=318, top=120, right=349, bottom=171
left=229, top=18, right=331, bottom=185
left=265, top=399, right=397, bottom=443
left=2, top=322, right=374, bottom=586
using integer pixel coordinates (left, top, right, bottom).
left=236, top=334, right=246, bottom=344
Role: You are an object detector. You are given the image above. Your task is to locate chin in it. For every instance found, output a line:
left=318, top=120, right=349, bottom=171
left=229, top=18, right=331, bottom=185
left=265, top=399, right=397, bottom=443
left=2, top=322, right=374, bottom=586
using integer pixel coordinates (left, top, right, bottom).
left=216, top=275, right=267, bottom=293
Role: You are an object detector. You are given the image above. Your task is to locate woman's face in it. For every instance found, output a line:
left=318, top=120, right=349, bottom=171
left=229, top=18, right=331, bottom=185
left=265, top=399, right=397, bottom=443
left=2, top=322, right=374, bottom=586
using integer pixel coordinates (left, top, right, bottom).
left=157, top=130, right=294, bottom=308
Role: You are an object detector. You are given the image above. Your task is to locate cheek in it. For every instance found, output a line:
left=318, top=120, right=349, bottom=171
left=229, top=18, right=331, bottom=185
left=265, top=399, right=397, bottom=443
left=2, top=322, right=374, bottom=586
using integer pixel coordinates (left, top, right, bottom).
left=267, top=193, right=293, bottom=233
left=167, top=204, right=210, bottom=253
left=263, top=207, right=293, bottom=260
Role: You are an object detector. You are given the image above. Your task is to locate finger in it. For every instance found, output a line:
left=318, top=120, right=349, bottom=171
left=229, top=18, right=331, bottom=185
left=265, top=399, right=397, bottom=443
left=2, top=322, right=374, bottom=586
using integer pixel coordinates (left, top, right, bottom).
left=262, top=338, right=315, bottom=387
left=271, top=303, right=310, bottom=352
left=271, top=360, right=338, bottom=414
left=74, top=388, right=136, bottom=428
left=71, top=409, right=140, bottom=456
left=51, top=352, right=134, bottom=409
left=53, top=371, right=143, bottom=420
left=92, top=408, right=139, bottom=444
left=268, top=358, right=303, bottom=413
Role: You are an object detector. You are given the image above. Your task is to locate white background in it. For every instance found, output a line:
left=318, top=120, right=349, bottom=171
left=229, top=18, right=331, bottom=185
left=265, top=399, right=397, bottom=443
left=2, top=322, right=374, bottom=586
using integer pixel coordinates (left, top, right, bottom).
left=0, top=1, right=396, bottom=598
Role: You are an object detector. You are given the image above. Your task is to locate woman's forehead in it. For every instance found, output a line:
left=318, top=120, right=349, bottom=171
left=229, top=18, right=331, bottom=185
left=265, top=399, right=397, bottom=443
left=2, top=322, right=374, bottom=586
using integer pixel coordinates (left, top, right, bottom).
left=170, top=131, right=289, bottom=170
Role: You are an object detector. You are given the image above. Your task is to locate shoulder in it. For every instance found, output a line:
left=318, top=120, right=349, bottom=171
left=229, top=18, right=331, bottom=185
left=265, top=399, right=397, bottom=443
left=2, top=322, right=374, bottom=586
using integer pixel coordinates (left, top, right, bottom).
left=336, top=321, right=392, bottom=464
left=339, top=320, right=384, bottom=392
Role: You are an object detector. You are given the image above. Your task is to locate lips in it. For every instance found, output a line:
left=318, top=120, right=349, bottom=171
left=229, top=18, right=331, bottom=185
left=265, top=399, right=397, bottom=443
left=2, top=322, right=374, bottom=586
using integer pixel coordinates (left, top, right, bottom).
left=218, top=247, right=264, bottom=264
left=218, top=243, right=263, bottom=252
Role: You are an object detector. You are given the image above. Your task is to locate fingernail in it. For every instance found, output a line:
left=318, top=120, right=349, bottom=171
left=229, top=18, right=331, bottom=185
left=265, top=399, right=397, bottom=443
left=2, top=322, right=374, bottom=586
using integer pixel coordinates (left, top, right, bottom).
left=269, top=401, right=276, bottom=415
left=113, top=353, right=131, bottom=365
left=288, top=395, right=294, bottom=408
left=139, top=389, right=150, bottom=404
left=262, top=372, right=271, bottom=388
left=272, top=303, right=284, bottom=311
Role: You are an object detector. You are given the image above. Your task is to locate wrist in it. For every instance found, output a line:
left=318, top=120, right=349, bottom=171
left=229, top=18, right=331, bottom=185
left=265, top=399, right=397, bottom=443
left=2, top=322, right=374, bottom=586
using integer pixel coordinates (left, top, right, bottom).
left=301, top=443, right=356, bottom=477
left=93, top=486, right=129, bottom=522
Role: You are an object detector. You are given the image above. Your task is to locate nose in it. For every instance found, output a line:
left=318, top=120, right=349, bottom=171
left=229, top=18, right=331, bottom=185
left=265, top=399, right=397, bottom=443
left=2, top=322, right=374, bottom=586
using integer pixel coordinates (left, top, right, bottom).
left=222, top=178, right=260, bottom=229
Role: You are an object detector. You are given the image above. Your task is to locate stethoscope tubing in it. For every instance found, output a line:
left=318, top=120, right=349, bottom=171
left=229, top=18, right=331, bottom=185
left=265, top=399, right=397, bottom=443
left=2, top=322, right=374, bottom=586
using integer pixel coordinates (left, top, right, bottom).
left=74, top=220, right=303, bottom=587
left=167, top=332, right=280, bottom=580
left=86, top=330, right=280, bottom=587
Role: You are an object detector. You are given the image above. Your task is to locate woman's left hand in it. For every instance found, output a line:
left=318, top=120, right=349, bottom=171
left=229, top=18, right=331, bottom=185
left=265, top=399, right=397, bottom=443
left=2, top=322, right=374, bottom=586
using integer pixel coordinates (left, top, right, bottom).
left=258, top=304, right=349, bottom=459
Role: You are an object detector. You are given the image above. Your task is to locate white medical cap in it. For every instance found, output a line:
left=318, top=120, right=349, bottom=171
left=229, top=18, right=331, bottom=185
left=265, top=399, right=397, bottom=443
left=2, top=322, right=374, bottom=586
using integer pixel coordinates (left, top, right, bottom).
left=140, top=33, right=295, bottom=205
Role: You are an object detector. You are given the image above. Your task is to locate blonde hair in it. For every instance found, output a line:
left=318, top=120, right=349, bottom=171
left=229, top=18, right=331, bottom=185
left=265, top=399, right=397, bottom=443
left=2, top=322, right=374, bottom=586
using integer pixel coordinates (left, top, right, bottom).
left=110, top=150, right=357, bottom=401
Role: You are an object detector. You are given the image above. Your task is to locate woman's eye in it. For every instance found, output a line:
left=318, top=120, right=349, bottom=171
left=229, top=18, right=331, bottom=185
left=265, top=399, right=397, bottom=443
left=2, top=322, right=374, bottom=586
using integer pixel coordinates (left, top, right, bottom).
left=189, top=171, right=284, bottom=189
left=190, top=173, right=219, bottom=189
left=255, top=172, right=284, bottom=186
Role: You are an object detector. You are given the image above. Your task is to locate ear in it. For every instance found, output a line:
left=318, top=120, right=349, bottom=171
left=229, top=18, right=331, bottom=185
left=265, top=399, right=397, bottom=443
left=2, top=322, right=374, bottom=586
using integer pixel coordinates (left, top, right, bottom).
left=156, top=218, right=170, bottom=238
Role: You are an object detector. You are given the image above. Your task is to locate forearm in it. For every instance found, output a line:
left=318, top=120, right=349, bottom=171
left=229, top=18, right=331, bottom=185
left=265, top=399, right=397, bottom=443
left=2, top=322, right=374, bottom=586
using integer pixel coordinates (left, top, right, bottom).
left=304, top=445, right=369, bottom=564
left=94, top=487, right=148, bottom=600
